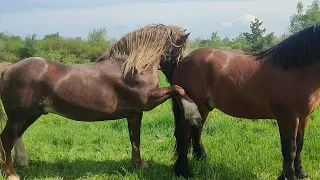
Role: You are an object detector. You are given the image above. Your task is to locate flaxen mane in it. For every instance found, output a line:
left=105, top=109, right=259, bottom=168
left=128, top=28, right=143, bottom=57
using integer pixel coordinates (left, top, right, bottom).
left=97, top=24, right=189, bottom=75
left=255, top=22, right=320, bottom=69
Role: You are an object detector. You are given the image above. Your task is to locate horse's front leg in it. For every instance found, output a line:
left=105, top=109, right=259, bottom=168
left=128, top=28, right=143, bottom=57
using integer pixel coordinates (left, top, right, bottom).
left=277, top=117, right=299, bottom=180
left=143, top=85, right=202, bottom=128
left=127, top=113, right=148, bottom=168
left=142, top=85, right=181, bottom=111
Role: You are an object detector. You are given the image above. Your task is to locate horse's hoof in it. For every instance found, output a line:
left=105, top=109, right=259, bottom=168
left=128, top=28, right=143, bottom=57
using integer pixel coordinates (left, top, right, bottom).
left=277, top=173, right=297, bottom=180
left=193, top=151, right=208, bottom=161
left=295, top=168, right=309, bottom=179
left=132, top=159, right=148, bottom=169
left=174, top=163, right=192, bottom=179
left=7, top=175, right=20, bottom=180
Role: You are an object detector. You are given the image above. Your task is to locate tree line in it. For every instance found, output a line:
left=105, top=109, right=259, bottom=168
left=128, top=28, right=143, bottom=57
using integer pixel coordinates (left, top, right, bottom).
left=1, top=0, right=319, bottom=64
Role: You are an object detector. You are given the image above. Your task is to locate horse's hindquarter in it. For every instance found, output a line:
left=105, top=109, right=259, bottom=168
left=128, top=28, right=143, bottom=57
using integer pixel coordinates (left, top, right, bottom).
left=173, top=49, right=276, bottom=119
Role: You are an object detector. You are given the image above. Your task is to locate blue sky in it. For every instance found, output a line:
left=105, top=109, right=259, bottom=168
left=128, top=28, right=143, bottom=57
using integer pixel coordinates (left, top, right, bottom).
left=0, top=0, right=314, bottom=40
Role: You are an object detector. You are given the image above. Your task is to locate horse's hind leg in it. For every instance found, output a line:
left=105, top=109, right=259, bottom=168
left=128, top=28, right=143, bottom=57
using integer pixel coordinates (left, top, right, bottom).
left=294, top=116, right=309, bottom=179
left=14, top=110, right=42, bottom=167
left=127, top=113, right=148, bottom=168
left=1, top=111, right=27, bottom=180
left=191, top=105, right=209, bottom=160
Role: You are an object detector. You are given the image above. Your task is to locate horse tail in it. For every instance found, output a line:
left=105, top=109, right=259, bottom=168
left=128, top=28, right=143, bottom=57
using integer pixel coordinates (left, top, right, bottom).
left=0, top=62, right=12, bottom=75
left=0, top=61, right=12, bottom=115
left=0, top=62, right=11, bottom=122
left=0, top=62, right=12, bottom=94
left=0, top=62, right=12, bottom=164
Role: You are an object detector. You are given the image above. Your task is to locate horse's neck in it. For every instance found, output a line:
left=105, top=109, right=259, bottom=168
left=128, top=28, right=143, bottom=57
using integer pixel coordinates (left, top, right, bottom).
left=95, top=56, right=126, bottom=67
left=131, top=59, right=160, bottom=86
left=95, top=57, right=161, bottom=86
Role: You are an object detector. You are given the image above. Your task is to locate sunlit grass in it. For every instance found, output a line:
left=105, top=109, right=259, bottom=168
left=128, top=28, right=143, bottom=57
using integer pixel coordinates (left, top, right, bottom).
left=2, top=73, right=320, bottom=179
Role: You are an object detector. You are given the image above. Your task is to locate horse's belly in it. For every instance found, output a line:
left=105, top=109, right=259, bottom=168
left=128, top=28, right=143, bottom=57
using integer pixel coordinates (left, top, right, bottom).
left=214, top=96, right=273, bottom=119
left=40, top=98, right=137, bottom=121
left=42, top=104, right=135, bottom=121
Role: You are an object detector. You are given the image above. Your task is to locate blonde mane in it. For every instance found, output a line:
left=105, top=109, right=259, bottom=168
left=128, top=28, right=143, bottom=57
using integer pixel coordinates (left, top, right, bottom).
left=98, top=24, right=189, bottom=76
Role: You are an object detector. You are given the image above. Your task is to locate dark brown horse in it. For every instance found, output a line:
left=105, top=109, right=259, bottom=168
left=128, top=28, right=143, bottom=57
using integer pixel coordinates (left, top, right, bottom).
left=165, top=23, right=320, bottom=180
left=0, top=24, right=202, bottom=180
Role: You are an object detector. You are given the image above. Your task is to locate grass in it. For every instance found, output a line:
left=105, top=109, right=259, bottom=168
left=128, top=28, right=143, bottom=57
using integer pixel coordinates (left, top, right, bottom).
left=2, top=72, right=320, bottom=180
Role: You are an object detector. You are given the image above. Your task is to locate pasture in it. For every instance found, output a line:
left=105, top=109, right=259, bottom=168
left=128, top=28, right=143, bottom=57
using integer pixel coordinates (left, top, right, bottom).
left=2, top=72, right=320, bottom=180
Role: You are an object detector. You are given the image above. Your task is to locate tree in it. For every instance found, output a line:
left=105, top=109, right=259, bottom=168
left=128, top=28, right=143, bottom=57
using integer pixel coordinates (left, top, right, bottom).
left=43, top=32, right=60, bottom=40
left=18, top=34, right=37, bottom=59
left=289, top=0, right=320, bottom=33
left=190, top=37, right=201, bottom=50
left=87, top=28, right=108, bottom=45
left=221, top=36, right=232, bottom=47
left=197, top=31, right=222, bottom=48
left=231, top=33, right=247, bottom=50
left=243, top=18, right=275, bottom=52
left=210, top=31, right=221, bottom=47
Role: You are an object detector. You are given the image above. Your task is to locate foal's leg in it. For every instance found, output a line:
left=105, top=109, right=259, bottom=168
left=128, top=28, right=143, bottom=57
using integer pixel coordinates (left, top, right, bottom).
left=127, top=113, right=148, bottom=168
left=277, top=117, right=299, bottom=180
left=191, top=105, right=209, bottom=160
left=14, top=110, right=42, bottom=167
left=1, top=111, right=26, bottom=180
left=294, top=117, right=309, bottom=179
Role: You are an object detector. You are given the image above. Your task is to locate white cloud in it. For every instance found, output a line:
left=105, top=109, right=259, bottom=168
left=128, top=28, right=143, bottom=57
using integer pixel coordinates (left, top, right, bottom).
left=222, top=22, right=233, bottom=28
left=237, top=14, right=256, bottom=24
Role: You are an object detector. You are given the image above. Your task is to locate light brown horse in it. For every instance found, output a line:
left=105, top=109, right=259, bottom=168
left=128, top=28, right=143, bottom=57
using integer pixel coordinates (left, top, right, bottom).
left=165, top=23, right=320, bottom=180
left=0, top=24, right=202, bottom=180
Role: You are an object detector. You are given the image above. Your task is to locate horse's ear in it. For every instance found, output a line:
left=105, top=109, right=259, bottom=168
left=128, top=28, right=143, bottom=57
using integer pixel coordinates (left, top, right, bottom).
left=182, top=32, right=190, bottom=42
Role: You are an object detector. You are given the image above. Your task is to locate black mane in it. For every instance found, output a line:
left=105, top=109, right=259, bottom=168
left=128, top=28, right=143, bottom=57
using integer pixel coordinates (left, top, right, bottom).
left=255, top=22, right=320, bottom=69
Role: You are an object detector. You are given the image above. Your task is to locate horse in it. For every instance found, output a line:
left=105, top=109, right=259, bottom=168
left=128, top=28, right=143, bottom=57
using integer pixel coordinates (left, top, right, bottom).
left=163, top=22, right=320, bottom=180
left=0, top=24, right=203, bottom=180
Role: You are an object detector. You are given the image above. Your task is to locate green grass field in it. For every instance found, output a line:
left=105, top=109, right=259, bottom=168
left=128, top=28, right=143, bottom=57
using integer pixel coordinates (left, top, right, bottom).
left=2, top=73, right=320, bottom=180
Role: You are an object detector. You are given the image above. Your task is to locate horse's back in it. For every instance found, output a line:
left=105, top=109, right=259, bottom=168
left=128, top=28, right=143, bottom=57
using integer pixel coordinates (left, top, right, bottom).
left=5, top=57, right=70, bottom=81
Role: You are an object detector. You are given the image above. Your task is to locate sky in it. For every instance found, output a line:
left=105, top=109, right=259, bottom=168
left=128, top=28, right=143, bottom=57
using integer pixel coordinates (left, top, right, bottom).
left=0, top=0, right=315, bottom=40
